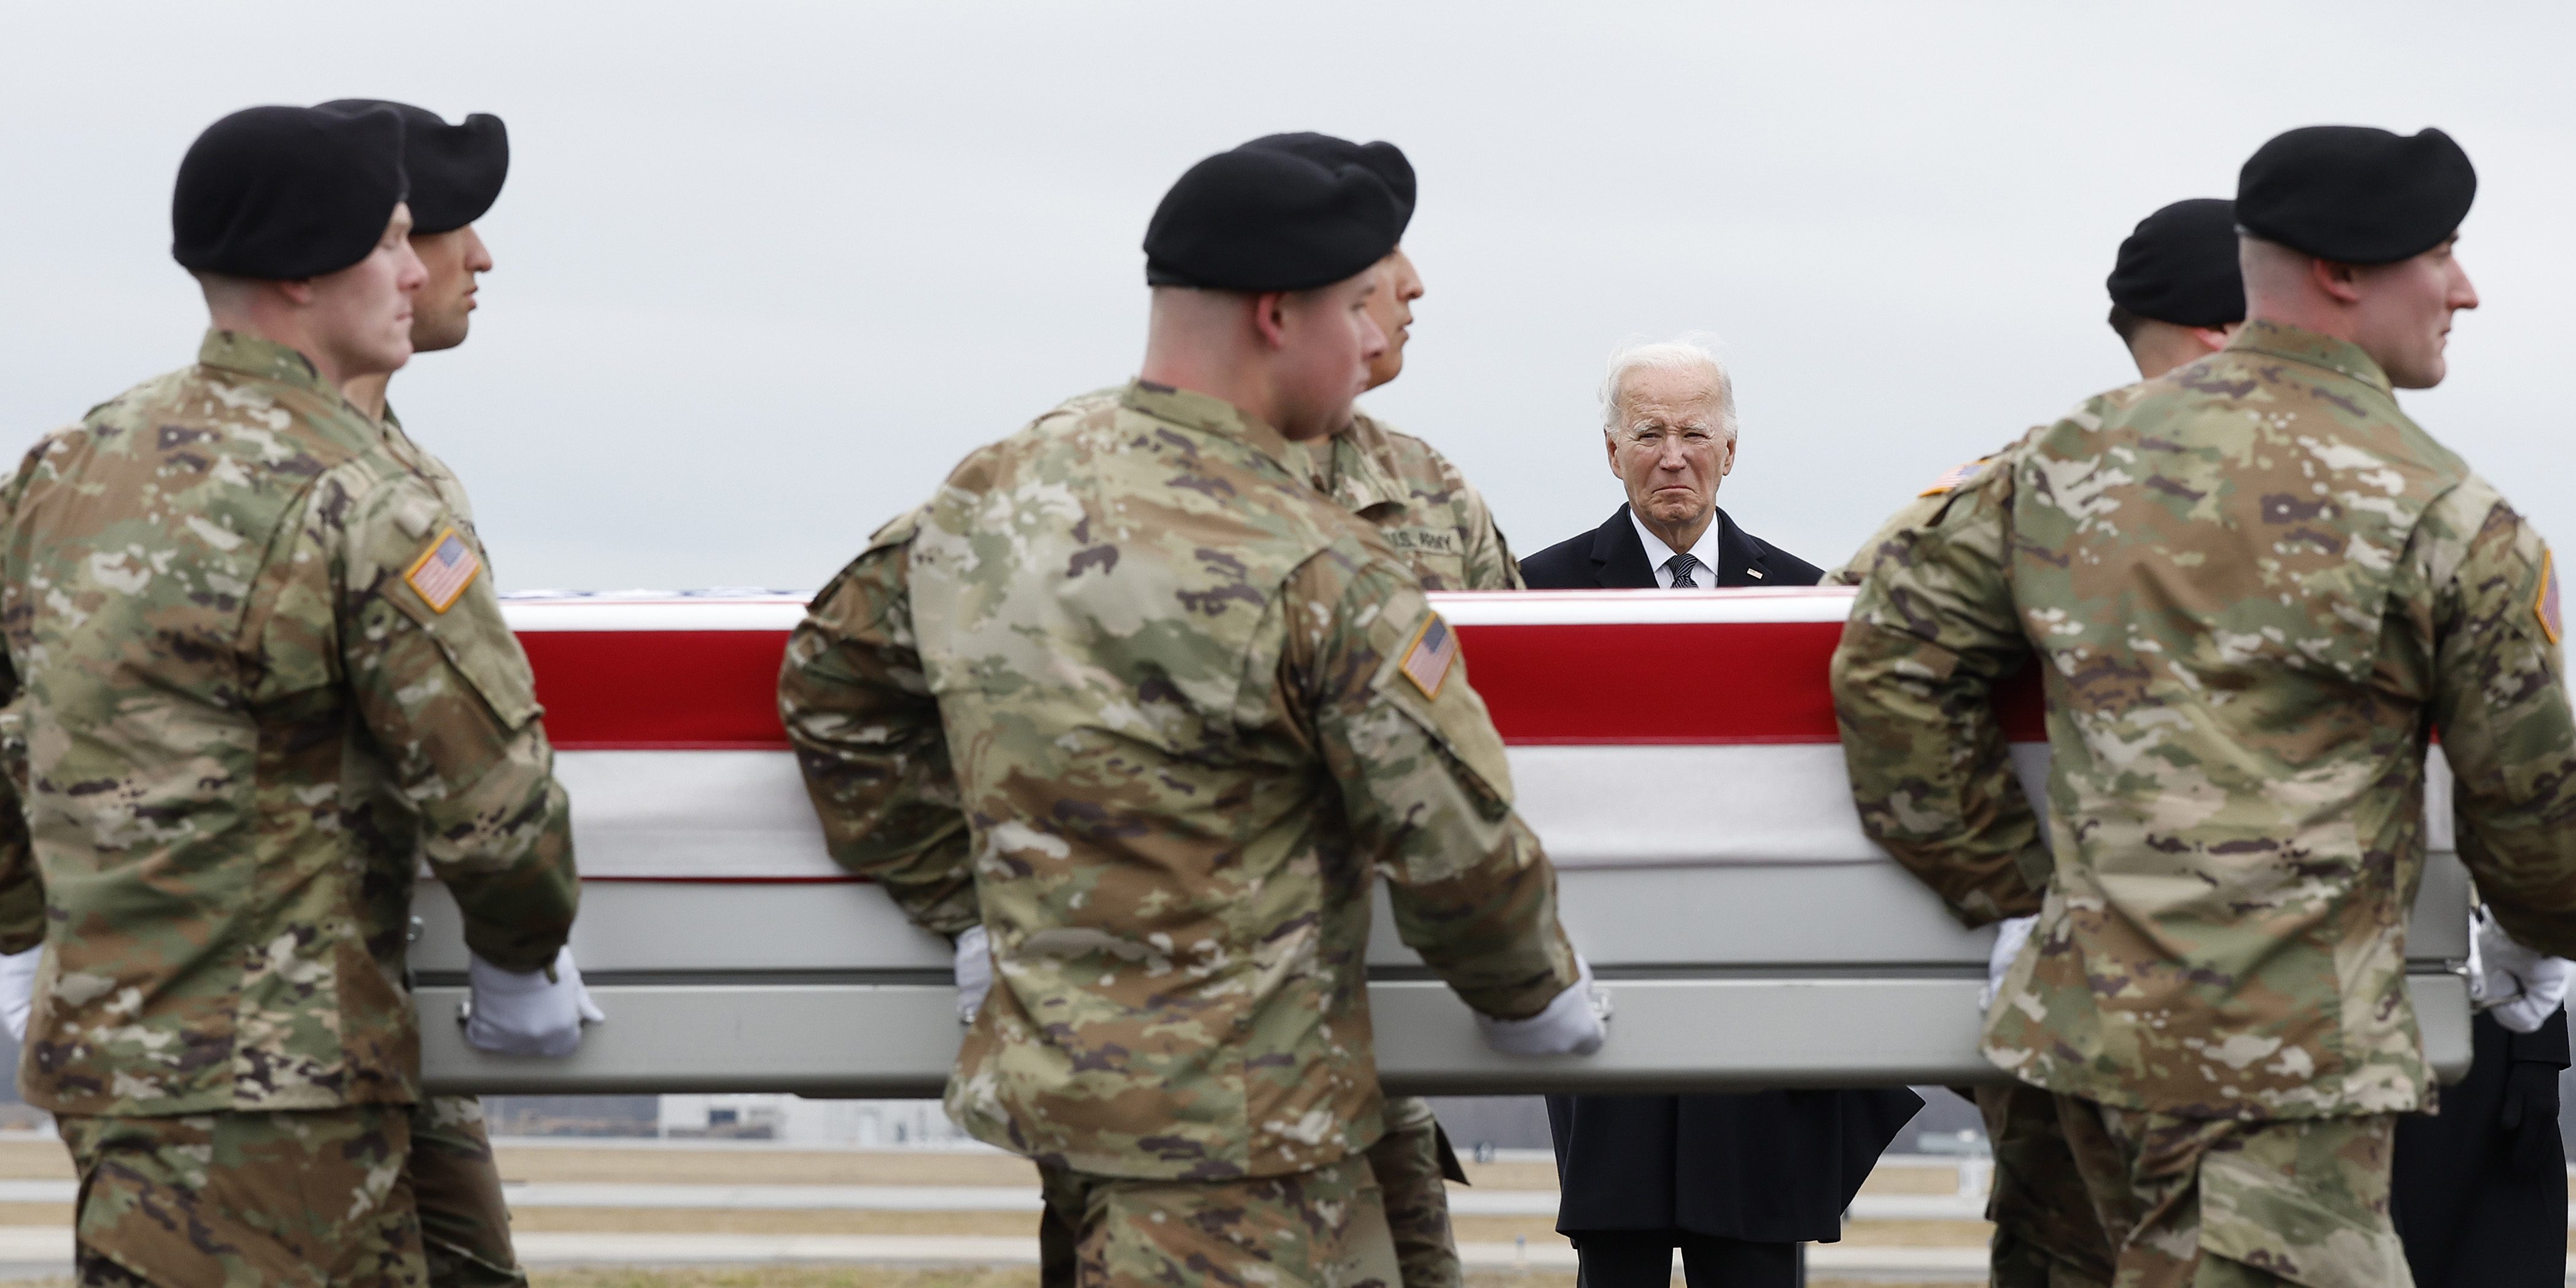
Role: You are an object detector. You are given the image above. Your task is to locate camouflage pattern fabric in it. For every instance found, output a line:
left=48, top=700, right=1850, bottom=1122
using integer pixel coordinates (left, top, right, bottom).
left=1317, top=411, right=1508, bottom=1288
left=780, top=379, right=1579, bottom=1181
left=380, top=407, right=482, bottom=545
left=1849, top=476, right=2099, bottom=1288
left=2057, top=1096, right=2407, bottom=1287
left=1980, top=1082, right=2116, bottom=1288
left=58, top=1105, right=425, bottom=1287
left=409, top=1095, right=524, bottom=1288
left=1365, top=1095, right=1462, bottom=1288
left=1303, top=411, right=1522, bottom=592
left=372, top=416, right=529, bottom=1288
left=1025, top=406, right=1496, bottom=1288
left=1041, top=1153, right=1401, bottom=1288
left=0, top=330, right=578, bottom=1116
left=1832, top=321, right=2576, bottom=1120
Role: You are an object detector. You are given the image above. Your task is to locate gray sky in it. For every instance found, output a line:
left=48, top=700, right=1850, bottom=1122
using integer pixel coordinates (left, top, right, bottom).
left=4, top=2, right=2570, bottom=591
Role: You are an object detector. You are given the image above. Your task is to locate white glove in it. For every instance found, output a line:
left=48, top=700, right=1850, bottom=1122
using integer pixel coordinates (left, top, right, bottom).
left=1477, top=955, right=1610, bottom=1056
left=0, top=946, right=38, bottom=1044
left=2471, top=908, right=2572, bottom=1034
left=462, top=946, right=603, bottom=1056
left=1982, top=915, right=2038, bottom=1012
left=955, top=925, right=994, bottom=1025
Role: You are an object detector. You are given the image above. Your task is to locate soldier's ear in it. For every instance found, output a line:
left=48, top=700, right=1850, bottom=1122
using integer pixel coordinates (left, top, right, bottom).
left=2310, top=257, right=2366, bottom=306
left=1249, top=290, right=1294, bottom=351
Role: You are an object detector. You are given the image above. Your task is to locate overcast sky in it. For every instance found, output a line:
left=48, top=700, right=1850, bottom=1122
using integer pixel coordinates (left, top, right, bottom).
left=4, top=2, right=2570, bottom=592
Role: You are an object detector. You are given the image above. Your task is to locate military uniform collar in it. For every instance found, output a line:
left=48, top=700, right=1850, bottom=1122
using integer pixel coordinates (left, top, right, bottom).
left=2225, top=321, right=2393, bottom=396
left=378, top=400, right=429, bottom=464
left=1317, top=410, right=1406, bottom=514
left=1120, top=379, right=1302, bottom=475
left=196, top=328, right=368, bottom=411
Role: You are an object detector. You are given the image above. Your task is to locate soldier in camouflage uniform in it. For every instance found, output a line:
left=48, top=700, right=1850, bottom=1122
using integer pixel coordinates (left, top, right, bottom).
left=781, top=136, right=1599, bottom=1288
left=1262, top=131, right=1518, bottom=1288
left=1831, top=125, right=2576, bottom=1286
left=328, top=99, right=544, bottom=1288
left=1833, top=198, right=2252, bottom=1288
left=0, top=107, right=581, bottom=1286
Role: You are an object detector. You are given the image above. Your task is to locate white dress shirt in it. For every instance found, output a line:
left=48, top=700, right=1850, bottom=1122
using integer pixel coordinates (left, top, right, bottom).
left=1629, top=509, right=1725, bottom=589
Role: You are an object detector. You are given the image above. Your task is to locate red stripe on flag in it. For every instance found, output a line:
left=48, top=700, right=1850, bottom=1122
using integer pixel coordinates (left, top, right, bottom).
left=519, top=621, right=2047, bottom=750
left=521, top=630, right=798, bottom=750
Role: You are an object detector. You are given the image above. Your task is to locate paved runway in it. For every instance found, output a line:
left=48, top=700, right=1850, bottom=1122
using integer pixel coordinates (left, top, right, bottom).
left=0, top=1225, right=2004, bottom=1279
left=0, top=1176, right=1987, bottom=1220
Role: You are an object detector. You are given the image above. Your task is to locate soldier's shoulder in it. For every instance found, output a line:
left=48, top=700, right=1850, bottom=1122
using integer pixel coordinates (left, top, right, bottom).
left=148, top=361, right=378, bottom=474
left=1370, top=421, right=1470, bottom=486
left=1290, top=524, right=1431, bottom=613
left=1041, top=385, right=1128, bottom=425
left=2410, top=470, right=2532, bottom=588
left=952, top=387, right=1144, bottom=481
left=301, top=445, right=475, bottom=576
left=16, top=366, right=379, bottom=529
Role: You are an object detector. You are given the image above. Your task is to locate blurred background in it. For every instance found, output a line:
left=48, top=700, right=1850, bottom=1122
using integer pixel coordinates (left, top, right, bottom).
left=4, top=2, right=2572, bottom=592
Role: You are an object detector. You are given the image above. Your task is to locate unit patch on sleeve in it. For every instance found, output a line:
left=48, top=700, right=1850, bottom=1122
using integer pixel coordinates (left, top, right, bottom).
left=2538, top=547, right=2562, bottom=645
left=1399, top=612, right=1460, bottom=700
left=1917, top=457, right=1993, bottom=497
left=405, top=528, right=483, bottom=614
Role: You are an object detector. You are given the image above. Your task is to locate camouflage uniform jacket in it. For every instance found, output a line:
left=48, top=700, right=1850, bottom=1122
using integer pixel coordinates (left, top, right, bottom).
left=1831, top=322, right=2576, bottom=1120
left=779, top=379, right=1580, bottom=1180
left=379, top=406, right=481, bottom=548
left=0, top=330, right=578, bottom=1117
left=1306, top=411, right=1523, bottom=591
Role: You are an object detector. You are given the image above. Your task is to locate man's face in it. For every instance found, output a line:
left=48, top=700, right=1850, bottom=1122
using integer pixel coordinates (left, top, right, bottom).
left=2348, top=238, right=2478, bottom=389
left=1361, top=247, right=1422, bottom=391
left=1605, top=365, right=1736, bottom=530
left=307, top=203, right=428, bottom=379
left=409, top=224, right=492, bottom=354
left=1267, top=271, right=1387, bottom=440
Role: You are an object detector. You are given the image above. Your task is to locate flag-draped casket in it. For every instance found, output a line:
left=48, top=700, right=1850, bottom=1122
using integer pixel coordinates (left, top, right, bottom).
left=415, top=589, right=2471, bottom=1095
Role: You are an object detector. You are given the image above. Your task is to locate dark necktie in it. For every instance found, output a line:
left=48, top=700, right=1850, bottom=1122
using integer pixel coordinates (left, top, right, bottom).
left=1666, top=553, right=1702, bottom=588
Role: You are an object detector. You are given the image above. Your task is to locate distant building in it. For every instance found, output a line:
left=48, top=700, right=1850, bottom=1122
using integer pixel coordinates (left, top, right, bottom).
left=656, top=1095, right=977, bottom=1147
left=481, top=1095, right=659, bottom=1137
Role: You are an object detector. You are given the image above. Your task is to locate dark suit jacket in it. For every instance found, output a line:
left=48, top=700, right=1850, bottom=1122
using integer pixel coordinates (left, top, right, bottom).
left=2392, top=1008, right=2569, bottom=1287
left=1518, top=503, right=1824, bottom=590
left=1523, top=507, right=1917, bottom=1241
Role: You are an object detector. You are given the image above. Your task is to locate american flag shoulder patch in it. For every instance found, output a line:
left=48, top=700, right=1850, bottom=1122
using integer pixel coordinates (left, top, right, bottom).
left=1917, top=457, right=1993, bottom=498
left=1398, top=611, right=1459, bottom=700
left=405, top=528, right=482, bottom=614
left=2538, top=548, right=2561, bottom=645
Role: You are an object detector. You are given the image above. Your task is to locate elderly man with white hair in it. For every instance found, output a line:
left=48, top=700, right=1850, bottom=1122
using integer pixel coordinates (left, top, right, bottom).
left=1521, top=336, right=1824, bottom=590
left=1522, top=336, right=1922, bottom=1288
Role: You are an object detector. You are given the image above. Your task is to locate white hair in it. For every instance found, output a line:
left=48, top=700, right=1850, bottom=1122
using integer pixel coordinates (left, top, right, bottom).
left=1599, top=332, right=1737, bottom=439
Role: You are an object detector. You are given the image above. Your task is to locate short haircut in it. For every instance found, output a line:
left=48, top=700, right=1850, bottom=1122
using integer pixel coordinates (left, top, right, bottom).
left=1599, top=333, right=1737, bottom=438
left=2106, top=303, right=2148, bottom=344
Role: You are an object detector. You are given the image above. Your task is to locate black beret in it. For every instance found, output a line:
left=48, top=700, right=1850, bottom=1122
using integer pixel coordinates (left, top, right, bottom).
left=1242, top=133, right=1415, bottom=238
left=1143, top=139, right=1405, bottom=292
left=316, top=100, right=508, bottom=235
left=173, top=106, right=408, bottom=280
left=2237, top=125, right=2475, bottom=265
left=2106, top=198, right=2244, bottom=328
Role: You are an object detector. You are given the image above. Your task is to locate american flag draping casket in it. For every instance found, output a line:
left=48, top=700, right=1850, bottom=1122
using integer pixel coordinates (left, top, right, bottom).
left=413, top=588, right=2472, bottom=1096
